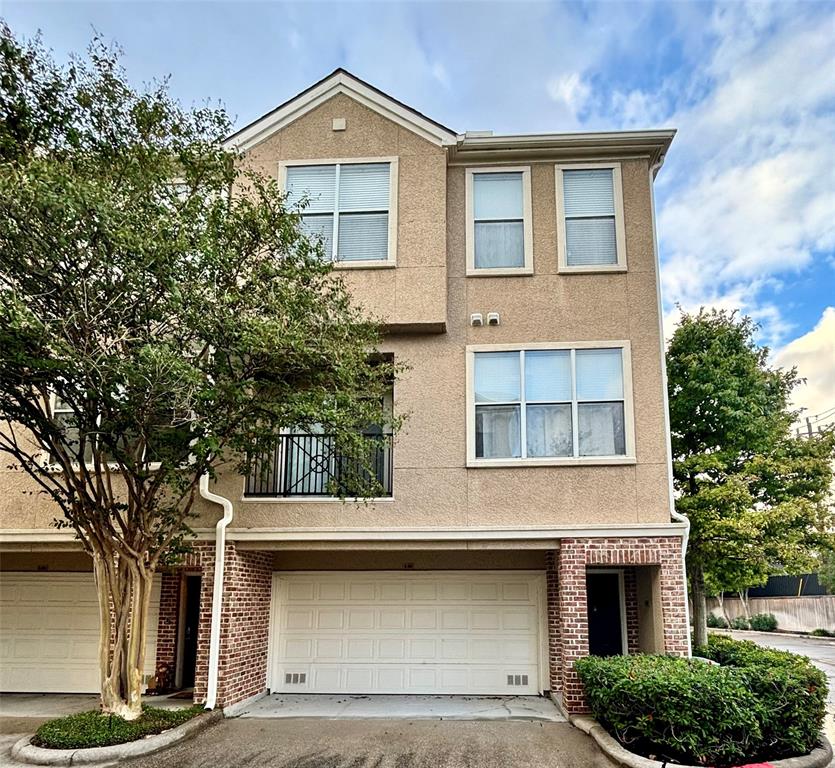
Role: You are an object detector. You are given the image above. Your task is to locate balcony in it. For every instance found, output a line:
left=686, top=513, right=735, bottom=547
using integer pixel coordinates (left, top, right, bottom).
left=245, top=432, right=393, bottom=498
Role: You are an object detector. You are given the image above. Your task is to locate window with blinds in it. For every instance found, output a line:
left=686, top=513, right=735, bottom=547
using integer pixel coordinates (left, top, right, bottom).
left=557, top=165, right=625, bottom=269
left=466, top=167, right=532, bottom=273
left=472, top=347, right=627, bottom=460
left=285, top=162, right=391, bottom=262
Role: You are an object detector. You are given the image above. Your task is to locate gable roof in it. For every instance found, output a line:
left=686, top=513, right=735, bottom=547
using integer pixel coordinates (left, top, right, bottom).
left=224, top=68, right=459, bottom=151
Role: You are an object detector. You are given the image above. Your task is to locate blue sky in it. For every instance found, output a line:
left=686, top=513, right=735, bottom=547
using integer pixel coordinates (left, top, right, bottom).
left=4, top=0, right=834, bottom=423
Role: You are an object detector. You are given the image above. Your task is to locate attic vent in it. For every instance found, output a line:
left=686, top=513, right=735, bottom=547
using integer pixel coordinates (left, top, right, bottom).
left=284, top=672, right=307, bottom=685
left=506, top=674, right=529, bottom=687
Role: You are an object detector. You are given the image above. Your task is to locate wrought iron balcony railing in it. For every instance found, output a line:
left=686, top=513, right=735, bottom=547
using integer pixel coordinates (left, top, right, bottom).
left=244, top=432, right=393, bottom=498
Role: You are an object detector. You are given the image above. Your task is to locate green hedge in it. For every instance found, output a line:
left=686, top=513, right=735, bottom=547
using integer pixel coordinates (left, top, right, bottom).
left=32, top=705, right=203, bottom=750
left=748, top=612, right=778, bottom=631
left=576, top=636, right=827, bottom=767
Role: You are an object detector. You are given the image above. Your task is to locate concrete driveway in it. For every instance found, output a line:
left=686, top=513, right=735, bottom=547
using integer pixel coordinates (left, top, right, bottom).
left=124, top=717, right=610, bottom=768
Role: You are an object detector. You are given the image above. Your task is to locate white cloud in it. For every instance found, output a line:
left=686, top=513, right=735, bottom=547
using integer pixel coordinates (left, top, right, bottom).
left=546, top=72, right=591, bottom=118
left=774, top=307, right=835, bottom=426
left=431, top=61, right=450, bottom=89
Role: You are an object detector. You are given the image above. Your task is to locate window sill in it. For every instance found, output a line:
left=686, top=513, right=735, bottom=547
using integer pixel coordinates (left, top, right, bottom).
left=466, top=456, right=636, bottom=468
left=466, top=267, right=534, bottom=278
left=558, top=264, right=627, bottom=274
left=333, top=261, right=397, bottom=271
left=240, top=496, right=395, bottom=503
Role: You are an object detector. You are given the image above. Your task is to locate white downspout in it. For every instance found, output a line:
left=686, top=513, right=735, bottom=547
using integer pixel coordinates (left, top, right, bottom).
left=649, top=155, right=693, bottom=657
left=199, top=473, right=234, bottom=709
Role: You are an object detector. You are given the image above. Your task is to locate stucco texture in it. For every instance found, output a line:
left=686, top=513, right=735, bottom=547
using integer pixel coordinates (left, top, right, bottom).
left=1, top=93, right=673, bottom=537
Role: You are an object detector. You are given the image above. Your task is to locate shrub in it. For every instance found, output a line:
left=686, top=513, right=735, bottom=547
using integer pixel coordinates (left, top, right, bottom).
left=32, top=705, right=203, bottom=750
left=811, top=628, right=834, bottom=637
left=579, top=637, right=828, bottom=766
left=576, top=655, right=761, bottom=766
left=748, top=612, right=778, bottom=632
left=707, top=613, right=729, bottom=628
left=730, top=615, right=750, bottom=630
left=697, top=635, right=827, bottom=761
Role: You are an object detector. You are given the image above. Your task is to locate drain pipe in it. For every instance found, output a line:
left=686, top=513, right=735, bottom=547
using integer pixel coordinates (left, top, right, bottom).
left=649, top=155, right=693, bottom=657
left=199, top=472, right=234, bottom=710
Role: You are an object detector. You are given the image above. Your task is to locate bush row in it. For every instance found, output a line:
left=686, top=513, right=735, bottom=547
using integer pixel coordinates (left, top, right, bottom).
left=706, top=612, right=778, bottom=631
left=576, top=636, right=826, bottom=767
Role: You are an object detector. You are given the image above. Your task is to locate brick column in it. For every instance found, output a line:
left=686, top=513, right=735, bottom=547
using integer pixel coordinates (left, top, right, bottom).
left=558, top=536, right=688, bottom=713
left=190, top=543, right=272, bottom=708
left=154, top=571, right=182, bottom=692
left=624, top=567, right=639, bottom=654
left=545, top=550, right=562, bottom=694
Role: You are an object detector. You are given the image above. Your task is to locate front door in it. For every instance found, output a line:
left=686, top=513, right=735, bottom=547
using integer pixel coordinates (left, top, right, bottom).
left=586, top=571, right=624, bottom=656
left=180, top=575, right=201, bottom=688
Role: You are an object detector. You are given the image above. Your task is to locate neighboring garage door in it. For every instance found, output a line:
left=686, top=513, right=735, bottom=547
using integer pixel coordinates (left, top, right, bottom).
left=271, top=571, right=544, bottom=695
left=0, top=572, right=161, bottom=693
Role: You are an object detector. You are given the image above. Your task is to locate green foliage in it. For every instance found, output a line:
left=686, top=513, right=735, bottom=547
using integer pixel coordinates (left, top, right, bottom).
left=817, top=550, right=835, bottom=594
left=576, top=654, right=761, bottom=766
left=667, top=309, right=835, bottom=644
left=32, top=705, right=202, bottom=749
left=748, top=612, right=778, bottom=631
left=579, top=637, right=827, bottom=766
left=811, top=628, right=834, bottom=637
left=706, top=613, right=729, bottom=628
left=0, top=25, right=399, bottom=569
left=697, top=635, right=827, bottom=760
left=730, top=616, right=750, bottom=630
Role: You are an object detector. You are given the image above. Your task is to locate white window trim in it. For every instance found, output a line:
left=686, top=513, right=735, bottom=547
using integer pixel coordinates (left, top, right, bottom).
left=278, top=157, right=398, bottom=270
left=555, top=162, right=627, bottom=273
left=465, top=166, right=534, bottom=277
left=465, top=340, right=636, bottom=468
left=43, top=392, right=162, bottom=472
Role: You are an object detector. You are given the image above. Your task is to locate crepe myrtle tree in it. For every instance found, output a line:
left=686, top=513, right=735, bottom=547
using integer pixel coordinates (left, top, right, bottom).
left=0, top=27, right=399, bottom=719
left=667, top=308, right=835, bottom=648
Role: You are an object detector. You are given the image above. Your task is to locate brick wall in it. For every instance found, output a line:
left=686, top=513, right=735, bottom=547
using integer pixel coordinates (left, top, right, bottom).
left=556, top=536, right=688, bottom=713
left=624, top=566, right=639, bottom=654
left=545, top=550, right=562, bottom=694
left=154, top=571, right=181, bottom=691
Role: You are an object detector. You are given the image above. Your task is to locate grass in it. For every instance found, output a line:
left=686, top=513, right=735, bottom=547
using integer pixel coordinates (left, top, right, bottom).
left=32, top=705, right=204, bottom=750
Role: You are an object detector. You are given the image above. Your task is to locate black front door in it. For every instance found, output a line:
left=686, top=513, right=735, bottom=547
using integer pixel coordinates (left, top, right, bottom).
left=587, top=571, right=624, bottom=656
left=181, top=575, right=201, bottom=688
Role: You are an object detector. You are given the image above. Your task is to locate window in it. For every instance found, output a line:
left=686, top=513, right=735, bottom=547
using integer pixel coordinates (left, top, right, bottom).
left=51, top=396, right=93, bottom=465
left=282, top=159, right=397, bottom=266
left=468, top=344, right=633, bottom=464
left=466, top=167, right=533, bottom=274
left=556, top=164, right=626, bottom=271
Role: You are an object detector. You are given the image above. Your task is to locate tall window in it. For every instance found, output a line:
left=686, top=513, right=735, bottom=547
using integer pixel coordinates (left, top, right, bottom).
left=284, top=161, right=394, bottom=263
left=466, top=167, right=533, bottom=273
left=556, top=164, right=626, bottom=270
left=471, top=346, right=630, bottom=461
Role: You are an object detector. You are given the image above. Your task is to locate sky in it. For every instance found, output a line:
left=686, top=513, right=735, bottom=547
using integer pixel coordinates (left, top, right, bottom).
left=4, top=0, right=834, bottom=426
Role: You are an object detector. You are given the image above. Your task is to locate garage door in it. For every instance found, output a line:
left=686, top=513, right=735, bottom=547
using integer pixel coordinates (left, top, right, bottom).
left=271, top=571, right=544, bottom=695
left=0, top=572, right=161, bottom=693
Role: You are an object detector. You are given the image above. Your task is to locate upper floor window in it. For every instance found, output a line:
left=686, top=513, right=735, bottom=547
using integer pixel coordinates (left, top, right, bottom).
left=466, top=167, right=533, bottom=275
left=556, top=164, right=626, bottom=272
left=282, top=159, right=398, bottom=267
left=467, top=343, right=635, bottom=465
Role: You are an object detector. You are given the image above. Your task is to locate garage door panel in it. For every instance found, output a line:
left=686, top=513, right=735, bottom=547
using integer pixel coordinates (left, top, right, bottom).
left=0, top=573, right=160, bottom=693
left=272, top=572, right=543, bottom=695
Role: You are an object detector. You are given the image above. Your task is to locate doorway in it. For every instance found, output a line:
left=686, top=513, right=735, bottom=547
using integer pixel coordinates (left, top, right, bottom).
left=177, top=575, right=201, bottom=689
left=586, top=570, right=626, bottom=656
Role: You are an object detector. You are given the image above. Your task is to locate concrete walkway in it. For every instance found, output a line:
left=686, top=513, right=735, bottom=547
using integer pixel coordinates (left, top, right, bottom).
left=239, top=693, right=565, bottom=721
left=126, top=717, right=608, bottom=768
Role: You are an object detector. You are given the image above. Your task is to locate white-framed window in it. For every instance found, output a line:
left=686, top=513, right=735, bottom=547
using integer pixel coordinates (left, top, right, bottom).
left=555, top=163, right=627, bottom=272
left=465, top=166, right=533, bottom=275
left=465, top=342, right=635, bottom=466
left=279, top=158, right=398, bottom=268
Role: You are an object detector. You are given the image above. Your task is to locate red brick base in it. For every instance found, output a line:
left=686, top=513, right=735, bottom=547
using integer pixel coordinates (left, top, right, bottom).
left=547, top=536, right=688, bottom=713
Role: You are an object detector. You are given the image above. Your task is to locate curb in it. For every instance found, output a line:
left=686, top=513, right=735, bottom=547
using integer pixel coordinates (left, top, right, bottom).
left=10, top=709, right=223, bottom=766
left=570, top=715, right=833, bottom=768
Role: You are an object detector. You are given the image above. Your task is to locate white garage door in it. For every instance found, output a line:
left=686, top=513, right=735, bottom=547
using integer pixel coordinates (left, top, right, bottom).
left=0, top=572, right=161, bottom=693
left=271, top=571, right=545, bottom=695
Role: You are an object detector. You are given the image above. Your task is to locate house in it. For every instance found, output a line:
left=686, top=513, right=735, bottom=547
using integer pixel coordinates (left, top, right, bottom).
left=0, top=70, right=689, bottom=715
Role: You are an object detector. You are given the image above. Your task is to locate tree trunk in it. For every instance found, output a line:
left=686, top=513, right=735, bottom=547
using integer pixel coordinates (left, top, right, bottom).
left=93, top=551, right=155, bottom=720
left=690, top=564, right=709, bottom=649
left=739, top=588, right=751, bottom=619
left=717, top=592, right=729, bottom=625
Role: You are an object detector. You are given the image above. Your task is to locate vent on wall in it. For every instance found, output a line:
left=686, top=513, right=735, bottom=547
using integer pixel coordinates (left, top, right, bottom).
left=507, top=674, right=529, bottom=687
left=285, top=672, right=307, bottom=685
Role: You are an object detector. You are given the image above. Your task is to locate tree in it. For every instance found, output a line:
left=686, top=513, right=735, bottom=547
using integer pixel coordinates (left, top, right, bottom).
left=0, top=27, right=397, bottom=719
left=667, top=309, right=835, bottom=648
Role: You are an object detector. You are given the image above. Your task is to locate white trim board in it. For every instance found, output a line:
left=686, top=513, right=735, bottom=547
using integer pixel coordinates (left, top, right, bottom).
left=225, top=71, right=458, bottom=152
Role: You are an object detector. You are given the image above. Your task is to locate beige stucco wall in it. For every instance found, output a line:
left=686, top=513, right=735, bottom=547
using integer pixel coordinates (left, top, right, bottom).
left=0, top=92, right=673, bottom=537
